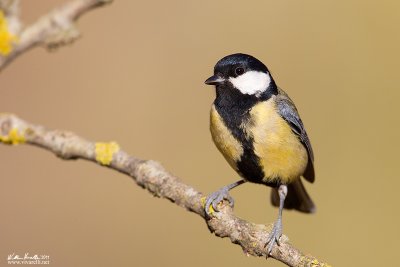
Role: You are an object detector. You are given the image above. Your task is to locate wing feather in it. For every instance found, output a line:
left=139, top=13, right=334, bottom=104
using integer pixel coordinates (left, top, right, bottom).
left=276, top=88, right=315, bottom=182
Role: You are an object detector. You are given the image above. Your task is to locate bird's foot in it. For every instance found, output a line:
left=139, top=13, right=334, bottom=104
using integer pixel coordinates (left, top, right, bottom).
left=204, top=187, right=234, bottom=217
left=265, top=218, right=282, bottom=255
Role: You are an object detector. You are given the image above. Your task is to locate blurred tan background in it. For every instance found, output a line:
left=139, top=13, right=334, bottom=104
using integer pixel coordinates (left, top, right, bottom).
left=1, top=0, right=400, bottom=266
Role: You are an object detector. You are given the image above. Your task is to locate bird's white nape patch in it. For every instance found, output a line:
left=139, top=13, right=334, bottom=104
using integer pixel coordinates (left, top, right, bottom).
left=229, top=71, right=271, bottom=96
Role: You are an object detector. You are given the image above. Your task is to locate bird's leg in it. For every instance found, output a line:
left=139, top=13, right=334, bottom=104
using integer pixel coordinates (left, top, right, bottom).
left=205, top=180, right=246, bottom=217
left=266, top=184, right=288, bottom=255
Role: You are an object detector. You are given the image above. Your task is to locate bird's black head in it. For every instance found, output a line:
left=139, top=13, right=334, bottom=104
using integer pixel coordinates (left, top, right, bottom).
left=205, top=53, right=277, bottom=98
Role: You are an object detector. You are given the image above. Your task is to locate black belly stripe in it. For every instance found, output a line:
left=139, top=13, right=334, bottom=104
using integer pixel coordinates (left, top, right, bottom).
left=236, top=147, right=264, bottom=184
left=214, top=85, right=265, bottom=183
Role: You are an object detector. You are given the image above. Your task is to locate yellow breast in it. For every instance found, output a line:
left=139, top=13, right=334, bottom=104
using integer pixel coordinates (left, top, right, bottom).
left=248, top=98, right=308, bottom=184
left=210, top=105, right=243, bottom=170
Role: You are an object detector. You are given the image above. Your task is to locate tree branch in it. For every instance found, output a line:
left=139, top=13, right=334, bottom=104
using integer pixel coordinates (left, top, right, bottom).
left=0, top=113, right=330, bottom=267
left=0, top=0, right=112, bottom=71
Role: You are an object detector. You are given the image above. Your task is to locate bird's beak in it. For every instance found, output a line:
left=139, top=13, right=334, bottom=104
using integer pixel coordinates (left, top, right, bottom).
left=204, top=75, right=225, bottom=85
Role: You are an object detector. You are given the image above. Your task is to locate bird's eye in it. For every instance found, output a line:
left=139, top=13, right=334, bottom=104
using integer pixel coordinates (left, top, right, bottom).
left=235, top=67, right=244, bottom=76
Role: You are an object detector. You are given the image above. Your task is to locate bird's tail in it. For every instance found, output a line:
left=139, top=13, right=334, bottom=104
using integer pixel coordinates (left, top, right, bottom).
left=270, top=178, right=316, bottom=213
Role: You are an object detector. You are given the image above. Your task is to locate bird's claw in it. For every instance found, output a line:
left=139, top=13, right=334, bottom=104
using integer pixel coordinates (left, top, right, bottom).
left=265, top=219, right=282, bottom=256
left=204, top=188, right=234, bottom=217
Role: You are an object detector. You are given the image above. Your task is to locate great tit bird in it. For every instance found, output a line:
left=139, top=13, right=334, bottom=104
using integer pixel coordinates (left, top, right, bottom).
left=204, top=53, right=315, bottom=254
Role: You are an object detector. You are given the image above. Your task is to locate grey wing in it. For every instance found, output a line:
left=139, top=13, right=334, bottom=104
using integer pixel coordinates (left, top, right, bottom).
left=276, top=88, right=315, bottom=183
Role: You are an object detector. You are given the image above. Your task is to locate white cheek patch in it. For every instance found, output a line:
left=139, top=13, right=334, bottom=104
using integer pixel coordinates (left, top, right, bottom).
left=229, top=71, right=271, bottom=96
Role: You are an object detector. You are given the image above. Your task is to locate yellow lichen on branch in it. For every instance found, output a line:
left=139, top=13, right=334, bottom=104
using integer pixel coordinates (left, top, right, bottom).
left=201, top=196, right=216, bottom=214
left=0, top=10, right=17, bottom=56
left=300, top=256, right=333, bottom=267
left=95, top=142, right=120, bottom=165
left=0, top=128, right=25, bottom=145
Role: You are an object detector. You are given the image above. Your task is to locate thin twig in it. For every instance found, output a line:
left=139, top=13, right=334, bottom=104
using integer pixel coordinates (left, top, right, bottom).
left=0, top=0, right=111, bottom=71
left=0, top=114, right=330, bottom=267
